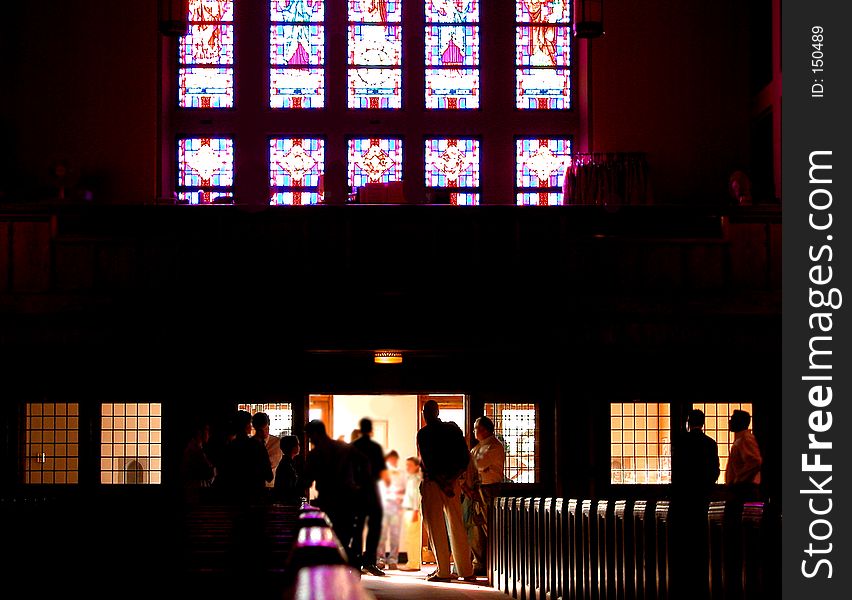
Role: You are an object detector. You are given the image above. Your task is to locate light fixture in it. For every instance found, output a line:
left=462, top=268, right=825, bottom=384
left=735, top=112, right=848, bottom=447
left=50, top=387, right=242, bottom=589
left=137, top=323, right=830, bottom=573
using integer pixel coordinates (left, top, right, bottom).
left=374, top=350, right=403, bottom=365
left=574, top=0, right=605, bottom=38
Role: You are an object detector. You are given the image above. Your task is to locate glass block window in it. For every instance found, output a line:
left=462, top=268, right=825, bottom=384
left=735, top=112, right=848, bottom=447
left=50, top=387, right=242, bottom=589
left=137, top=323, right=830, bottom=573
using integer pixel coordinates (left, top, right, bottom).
left=484, top=402, right=538, bottom=484
left=425, top=137, right=480, bottom=205
left=238, top=403, right=294, bottom=437
left=610, top=402, right=672, bottom=484
left=101, top=403, right=163, bottom=485
left=24, top=403, right=79, bottom=485
left=348, top=0, right=402, bottom=109
left=177, top=137, right=235, bottom=204
left=425, top=0, right=480, bottom=109
left=271, top=0, right=325, bottom=108
left=348, top=137, right=403, bottom=189
left=270, top=137, right=325, bottom=205
left=179, top=0, right=235, bottom=108
left=516, top=137, right=571, bottom=205
left=515, top=0, right=571, bottom=109
left=691, top=402, right=754, bottom=484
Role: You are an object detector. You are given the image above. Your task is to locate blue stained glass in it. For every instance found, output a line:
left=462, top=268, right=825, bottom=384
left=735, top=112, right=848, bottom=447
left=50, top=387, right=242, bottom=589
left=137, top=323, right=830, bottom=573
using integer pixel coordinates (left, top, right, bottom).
left=450, top=192, right=479, bottom=205
left=425, top=138, right=480, bottom=188
left=178, top=138, right=234, bottom=205
left=271, top=0, right=324, bottom=22
left=426, top=0, right=479, bottom=23
left=271, top=25, right=324, bottom=66
left=516, top=192, right=563, bottom=206
left=271, top=68, right=325, bottom=108
left=179, top=68, right=234, bottom=107
left=516, top=0, right=570, bottom=24
left=348, top=0, right=402, bottom=22
left=348, top=69, right=402, bottom=108
left=426, top=25, right=479, bottom=67
left=425, top=69, right=479, bottom=109
left=516, top=26, right=570, bottom=67
left=348, top=138, right=404, bottom=188
left=270, top=138, right=324, bottom=205
left=349, top=25, right=401, bottom=66
left=515, top=138, right=571, bottom=187
left=516, top=68, right=570, bottom=109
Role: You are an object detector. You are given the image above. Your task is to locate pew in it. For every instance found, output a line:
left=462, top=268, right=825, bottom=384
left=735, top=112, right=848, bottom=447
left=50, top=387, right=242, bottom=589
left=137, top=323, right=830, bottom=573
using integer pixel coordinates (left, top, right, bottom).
left=565, top=499, right=580, bottom=600
left=597, top=500, right=615, bottom=600
left=613, top=500, right=634, bottom=600
left=741, top=502, right=764, bottom=600
left=580, top=500, right=596, bottom=600
left=286, top=525, right=349, bottom=573
left=632, top=500, right=655, bottom=600
left=654, top=501, right=671, bottom=600
left=287, top=565, right=375, bottom=600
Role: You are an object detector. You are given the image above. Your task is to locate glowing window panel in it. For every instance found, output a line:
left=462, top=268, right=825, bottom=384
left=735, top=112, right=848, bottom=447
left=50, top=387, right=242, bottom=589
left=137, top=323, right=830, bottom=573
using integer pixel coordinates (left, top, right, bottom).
left=348, top=2, right=402, bottom=109
left=425, top=138, right=480, bottom=205
left=177, top=138, right=234, bottom=204
left=270, top=137, right=325, bottom=205
left=239, top=403, right=294, bottom=437
left=484, top=402, right=539, bottom=484
left=516, top=1, right=571, bottom=110
left=348, top=138, right=403, bottom=189
left=179, top=1, right=234, bottom=108
left=516, top=138, right=571, bottom=205
left=101, top=403, right=162, bottom=485
left=610, top=403, right=672, bottom=485
left=691, top=403, right=754, bottom=484
left=271, top=0, right=325, bottom=109
left=424, top=2, right=479, bottom=110
left=516, top=0, right=570, bottom=23
left=24, top=403, right=79, bottom=485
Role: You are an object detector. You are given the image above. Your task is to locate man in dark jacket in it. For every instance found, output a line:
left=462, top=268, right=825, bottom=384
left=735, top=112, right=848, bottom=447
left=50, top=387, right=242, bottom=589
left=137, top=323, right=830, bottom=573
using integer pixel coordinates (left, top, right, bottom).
left=352, top=418, right=387, bottom=576
left=416, top=400, right=473, bottom=582
left=672, top=408, right=720, bottom=503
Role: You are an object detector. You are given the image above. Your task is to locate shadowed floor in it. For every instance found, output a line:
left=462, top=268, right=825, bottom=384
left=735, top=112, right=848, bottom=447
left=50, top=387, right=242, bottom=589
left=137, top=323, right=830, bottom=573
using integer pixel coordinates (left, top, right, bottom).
left=362, top=567, right=509, bottom=600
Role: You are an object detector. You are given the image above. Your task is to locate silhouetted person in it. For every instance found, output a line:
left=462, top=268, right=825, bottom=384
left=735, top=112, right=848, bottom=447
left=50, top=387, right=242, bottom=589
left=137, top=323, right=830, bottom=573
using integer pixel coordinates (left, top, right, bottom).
left=378, top=450, right=405, bottom=569
left=274, top=435, right=304, bottom=504
left=671, top=409, right=720, bottom=599
left=417, top=400, right=474, bottom=582
left=181, top=422, right=214, bottom=504
left=352, top=417, right=387, bottom=576
left=303, top=420, right=362, bottom=567
left=726, top=409, right=762, bottom=500
left=252, top=412, right=282, bottom=488
left=217, top=410, right=273, bottom=501
left=462, top=415, right=505, bottom=576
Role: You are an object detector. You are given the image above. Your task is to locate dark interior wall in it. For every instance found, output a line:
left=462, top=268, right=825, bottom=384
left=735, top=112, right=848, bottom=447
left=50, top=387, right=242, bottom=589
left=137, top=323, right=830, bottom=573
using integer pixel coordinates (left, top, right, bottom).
left=4, top=1, right=158, bottom=203
left=590, top=0, right=751, bottom=203
left=4, top=1, right=755, bottom=205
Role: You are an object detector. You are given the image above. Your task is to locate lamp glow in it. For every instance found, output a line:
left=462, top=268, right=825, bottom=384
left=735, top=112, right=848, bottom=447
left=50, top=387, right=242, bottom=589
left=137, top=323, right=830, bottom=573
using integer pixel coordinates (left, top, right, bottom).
left=374, top=351, right=403, bottom=365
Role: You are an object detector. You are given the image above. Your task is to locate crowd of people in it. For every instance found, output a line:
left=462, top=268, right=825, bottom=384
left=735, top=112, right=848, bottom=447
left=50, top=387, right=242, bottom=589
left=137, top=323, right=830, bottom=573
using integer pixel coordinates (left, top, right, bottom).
left=180, top=402, right=761, bottom=584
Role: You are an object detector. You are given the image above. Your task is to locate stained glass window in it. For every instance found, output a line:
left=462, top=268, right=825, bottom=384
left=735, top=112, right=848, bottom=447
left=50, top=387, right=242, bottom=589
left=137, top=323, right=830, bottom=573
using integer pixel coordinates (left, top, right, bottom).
left=348, top=0, right=403, bottom=109
left=515, top=0, right=571, bottom=110
left=425, top=1, right=480, bottom=109
left=101, top=403, right=163, bottom=485
left=271, top=0, right=325, bottom=108
left=179, top=0, right=235, bottom=108
left=348, top=138, right=404, bottom=189
left=425, top=137, right=480, bottom=205
left=270, top=137, right=325, bottom=205
left=24, top=403, right=79, bottom=485
left=177, top=138, right=235, bottom=204
left=516, top=137, right=571, bottom=205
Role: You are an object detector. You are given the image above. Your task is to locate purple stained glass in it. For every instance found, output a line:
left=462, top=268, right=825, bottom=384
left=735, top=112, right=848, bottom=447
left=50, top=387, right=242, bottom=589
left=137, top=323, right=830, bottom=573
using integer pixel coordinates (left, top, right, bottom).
left=271, top=25, right=324, bottom=66
left=516, top=192, right=563, bottom=206
left=348, top=138, right=403, bottom=188
left=515, top=26, right=570, bottom=67
left=425, top=138, right=480, bottom=188
left=179, top=68, right=234, bottom=108
left=348, top=0, right=402, bottom=22
left=180, top=24, right=234, bottom=64
left=178, top=138, right=234, bottom=204
left=349, top=24, right=401, bottom=66
left=271, top=0, right=324, bottom=22
left=270, top=138, right=325, bottom=205
left=426, top=0, right=479, bottom=23
left=516, top=138, right=571, bottom=187
left=516, top=68, right=570, bottom=109
left=426, top=25, right=478, bottom=67
left=515, top=0, right=570, bottom=24
left=188, top=0, right=234, bottom=23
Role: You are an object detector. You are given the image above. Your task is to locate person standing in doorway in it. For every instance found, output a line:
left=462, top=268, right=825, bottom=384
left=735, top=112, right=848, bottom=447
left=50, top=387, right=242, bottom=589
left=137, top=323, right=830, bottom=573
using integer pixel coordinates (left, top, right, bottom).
left=378, top=450, right=406, bottom=569
left=417, top=400, right=474, bottom=583
left=352, top=418, right=387, bottom=577
left=726, top=409, right=762, bottom=500
left=251, top=412, right=282, bottom=488
left=399, top=456, right=423, bottom=571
